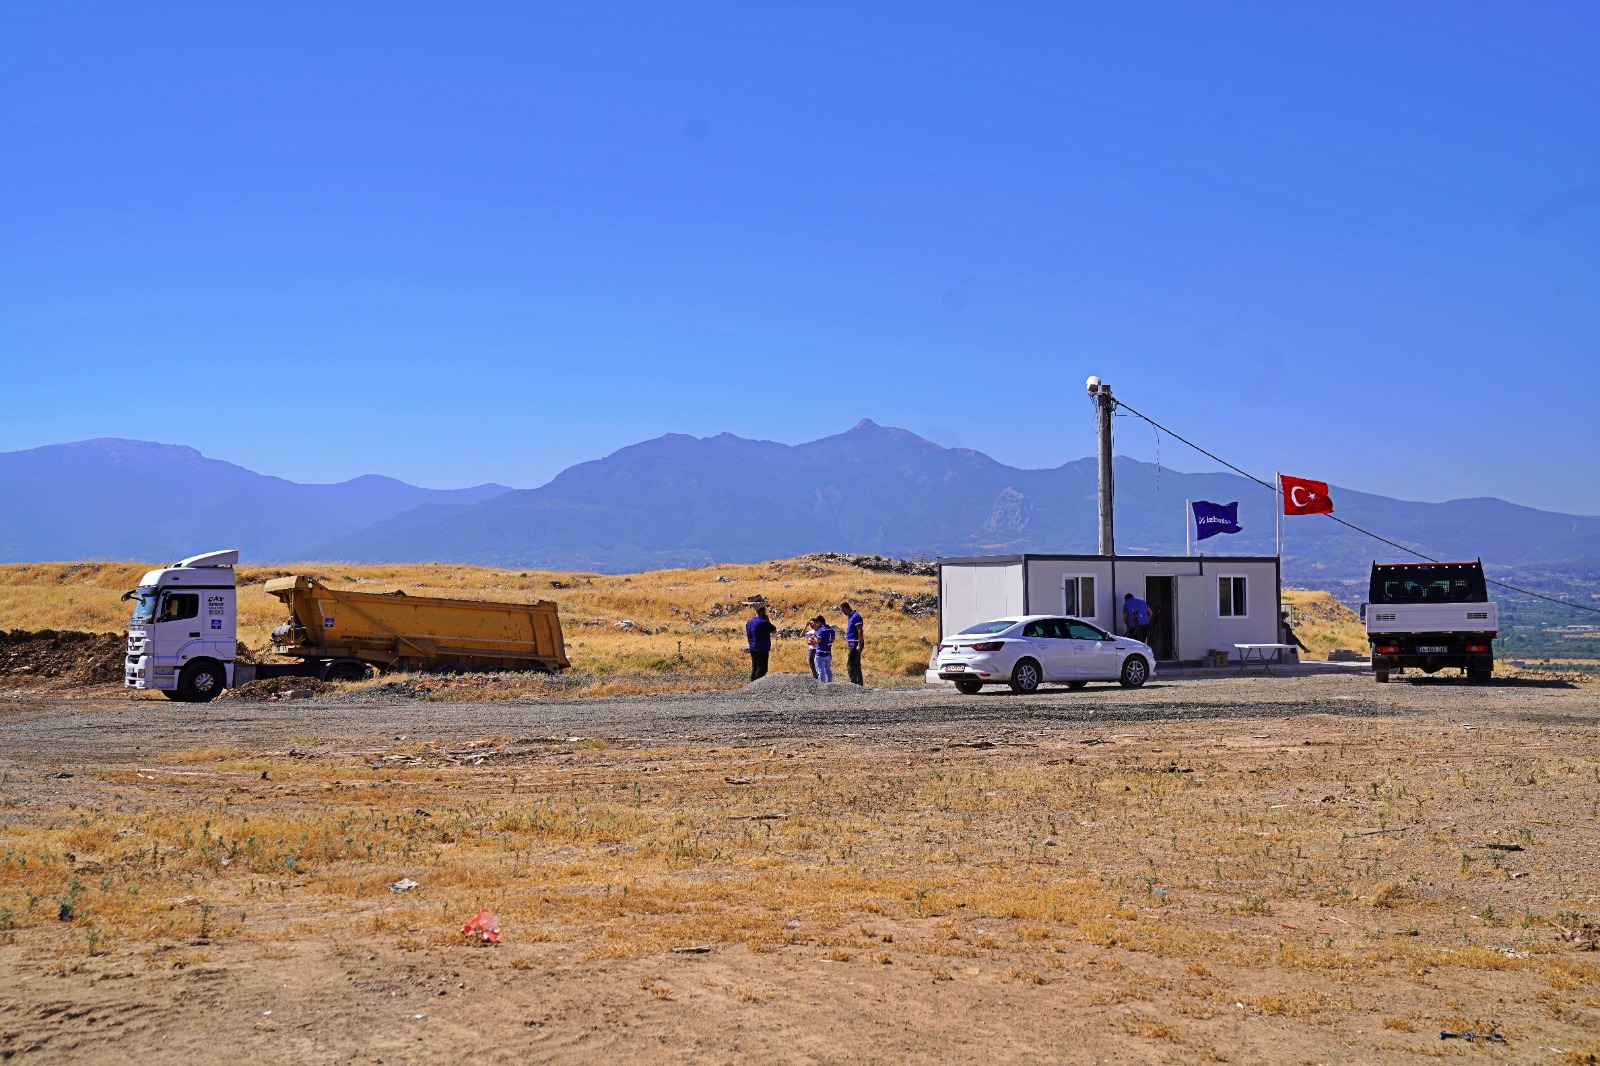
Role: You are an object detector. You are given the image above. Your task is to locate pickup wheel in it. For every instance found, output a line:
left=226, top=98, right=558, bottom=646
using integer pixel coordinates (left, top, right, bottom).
left=177, top=659, right=225, bottom=703
left=954, top=679, right=983, bottom=695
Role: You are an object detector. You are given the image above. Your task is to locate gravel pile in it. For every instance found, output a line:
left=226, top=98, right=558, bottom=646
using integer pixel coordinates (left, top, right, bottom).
left=738, top=672, right=860, bottom=699
left=219, top=677, right=336, bottom=701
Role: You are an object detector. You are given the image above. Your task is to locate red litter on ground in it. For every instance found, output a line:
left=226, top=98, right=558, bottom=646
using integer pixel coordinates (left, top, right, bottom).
left=461, top=909, right=500, bottom=944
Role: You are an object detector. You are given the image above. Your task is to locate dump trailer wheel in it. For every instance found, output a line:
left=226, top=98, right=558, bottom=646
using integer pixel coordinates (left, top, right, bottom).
left=324, top=660, right=370, bottom=683
left=177, top=659, right=225, bottom=703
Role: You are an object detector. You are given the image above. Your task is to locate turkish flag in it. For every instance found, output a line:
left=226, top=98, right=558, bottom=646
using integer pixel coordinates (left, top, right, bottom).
left=1281, top=475, right=1334, bottom=516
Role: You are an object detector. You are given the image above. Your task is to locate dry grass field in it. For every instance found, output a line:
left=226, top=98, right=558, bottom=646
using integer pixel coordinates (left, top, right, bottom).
left=0, top=685, right=1598, bottom=1062
left=0, top=559, right=1386, bottom=701
left=0, top=555, right=942, bottom=695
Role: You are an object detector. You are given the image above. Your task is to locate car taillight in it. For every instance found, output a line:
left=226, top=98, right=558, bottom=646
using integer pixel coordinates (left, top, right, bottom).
left=970, top=641, right=1005, bottom=652
left=1375, top=645, right=1399, bottom=655
left=1465, top=644, right=1490, bottom=653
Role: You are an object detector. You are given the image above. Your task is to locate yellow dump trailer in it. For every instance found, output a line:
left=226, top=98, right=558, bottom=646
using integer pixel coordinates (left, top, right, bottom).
left=263, top=576, right=569, bottom=674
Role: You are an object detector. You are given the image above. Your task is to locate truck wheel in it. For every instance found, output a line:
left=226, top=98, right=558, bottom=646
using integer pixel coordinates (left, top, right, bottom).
left=954, top=679, right=983, bottom=695
left=1468, top=665, right=1493, bottom=684
left=1008, top=659, right=1042, bottom=694
left=1374, top=670, right=1389, bottom=683
left=325, top=661, right=369, bottom=683
left=177, top=659, right=225, bottom=703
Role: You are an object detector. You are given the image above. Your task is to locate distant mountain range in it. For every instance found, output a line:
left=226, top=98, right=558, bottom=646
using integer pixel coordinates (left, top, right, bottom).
left=0, top=439, right=508, bottom=564
left=4, top=426, right=1599, bottom=588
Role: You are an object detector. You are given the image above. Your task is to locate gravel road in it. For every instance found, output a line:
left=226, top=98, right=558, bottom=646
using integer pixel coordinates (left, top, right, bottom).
left=3, top=673, right=1596, bottom=765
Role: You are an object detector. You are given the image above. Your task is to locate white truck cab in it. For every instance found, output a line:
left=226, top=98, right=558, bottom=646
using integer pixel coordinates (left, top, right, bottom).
left=124, top=548, right=240, bottom=701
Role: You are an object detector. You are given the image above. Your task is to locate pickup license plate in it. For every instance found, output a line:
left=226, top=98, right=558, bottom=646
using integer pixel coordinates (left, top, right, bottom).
left=1416, top=645, right=1448, bottom=654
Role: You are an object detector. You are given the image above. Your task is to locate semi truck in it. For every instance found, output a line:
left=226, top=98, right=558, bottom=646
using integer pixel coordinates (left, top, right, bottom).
left=124, top=549, right=569, bottom=701
left=1363, top=560, right=1497, bottom=683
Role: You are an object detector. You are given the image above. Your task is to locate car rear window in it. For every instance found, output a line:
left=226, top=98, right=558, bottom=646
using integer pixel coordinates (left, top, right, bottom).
left=958, top=620, right=1016, bottom=635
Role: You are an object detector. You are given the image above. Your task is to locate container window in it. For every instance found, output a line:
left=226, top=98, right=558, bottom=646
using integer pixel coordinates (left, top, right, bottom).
left=1218, top=576, right=1248, bottom=618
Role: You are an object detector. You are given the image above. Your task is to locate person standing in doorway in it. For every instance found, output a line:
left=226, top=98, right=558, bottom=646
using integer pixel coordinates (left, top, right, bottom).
left=841, top=601, right=865, bottom=685
left=745, top=604, right=777, bottom=681
left=813, top=616, right=836, bottom=682
left=1122, top=593, right=1151, bottom=643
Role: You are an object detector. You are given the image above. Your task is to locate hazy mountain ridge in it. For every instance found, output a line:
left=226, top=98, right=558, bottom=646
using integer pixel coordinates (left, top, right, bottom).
left=0, top=439, right=510, bottom=563
left=5, top=429, right=1599, bottom=594
left=315, top=420, right=1600, bottom=585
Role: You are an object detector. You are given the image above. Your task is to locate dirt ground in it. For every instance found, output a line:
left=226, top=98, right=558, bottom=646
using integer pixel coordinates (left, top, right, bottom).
left=1, top=674, right=1598, bottom=1064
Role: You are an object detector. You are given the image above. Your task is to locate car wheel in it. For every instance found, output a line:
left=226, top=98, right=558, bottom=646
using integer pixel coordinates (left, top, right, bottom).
left=177, top=659, right=225, bottom=702
left=954, top=679, right=983, bottom=695
left=1066, top=680, right=1088, bottom=690
left=1008, top=659, right=1041, bottom=694
left=1118, top=657, right=1149, bottom=689
left=1374, top=670, right=1389, bottom=684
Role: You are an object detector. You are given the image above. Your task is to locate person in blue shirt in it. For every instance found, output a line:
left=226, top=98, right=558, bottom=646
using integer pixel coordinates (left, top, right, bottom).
left=813, top=618, right=836, bottom=682
left=1122, top=593, right=1151, bottom=643
left=745, top=604, right=777, bottom=681
left=840, top=601, right=865, bottom=685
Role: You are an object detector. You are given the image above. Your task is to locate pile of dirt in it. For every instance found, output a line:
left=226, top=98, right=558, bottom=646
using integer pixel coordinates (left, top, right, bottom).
left=219, top=677, right=336, bottom=701
left=800, top=553, right=936, bottom=577
left=0, top=628, right=126, bottom=687
left=738, top=672, right=858, bottom=699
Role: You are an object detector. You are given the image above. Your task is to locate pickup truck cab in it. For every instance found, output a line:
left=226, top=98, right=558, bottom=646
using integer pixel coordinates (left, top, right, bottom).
left=1363, top=561, right=1496, bottom=683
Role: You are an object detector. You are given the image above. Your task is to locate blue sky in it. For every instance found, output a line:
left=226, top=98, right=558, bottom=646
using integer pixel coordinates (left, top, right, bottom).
left=3, top=2, right=1596, bottom=512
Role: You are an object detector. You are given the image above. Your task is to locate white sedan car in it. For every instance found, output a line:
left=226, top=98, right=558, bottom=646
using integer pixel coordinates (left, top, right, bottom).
left=936, top=615, right=1155, bottom=694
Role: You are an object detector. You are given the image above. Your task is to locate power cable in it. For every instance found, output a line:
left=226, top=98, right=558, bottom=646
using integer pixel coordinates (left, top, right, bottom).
left=1109, top=398, right=1600, bottom=617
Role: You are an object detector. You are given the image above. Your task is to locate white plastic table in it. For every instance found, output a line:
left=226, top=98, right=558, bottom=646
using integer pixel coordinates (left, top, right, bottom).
left=1234, top=644, right=1297, bottom=673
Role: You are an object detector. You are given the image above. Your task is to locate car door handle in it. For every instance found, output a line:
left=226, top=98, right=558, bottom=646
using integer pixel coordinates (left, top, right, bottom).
left=189, top=632, right=200, bottom=638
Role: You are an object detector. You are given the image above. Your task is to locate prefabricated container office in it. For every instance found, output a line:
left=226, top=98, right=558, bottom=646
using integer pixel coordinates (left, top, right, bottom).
left=936, top=554, right=1282, bottom=663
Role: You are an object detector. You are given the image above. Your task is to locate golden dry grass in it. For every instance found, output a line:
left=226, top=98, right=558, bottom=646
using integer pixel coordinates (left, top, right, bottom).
left=0, top=557, right=939, bottom=689
left=1282, top=588, right=1367, bottom=659
left=0, top=715, right=1596, bottom=1057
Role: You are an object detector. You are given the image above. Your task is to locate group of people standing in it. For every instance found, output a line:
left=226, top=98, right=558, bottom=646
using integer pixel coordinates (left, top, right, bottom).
left=745, top=602, right=864, bottom=685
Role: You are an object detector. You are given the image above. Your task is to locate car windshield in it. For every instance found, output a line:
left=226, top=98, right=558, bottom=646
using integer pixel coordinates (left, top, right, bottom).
left=958, top=620, right=1016, bottom=635
left=130, top=587, right=159, bottom=624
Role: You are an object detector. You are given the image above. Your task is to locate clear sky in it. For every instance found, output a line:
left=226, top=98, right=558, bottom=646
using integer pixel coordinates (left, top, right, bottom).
left=3, top=2, right=1596, bottom=512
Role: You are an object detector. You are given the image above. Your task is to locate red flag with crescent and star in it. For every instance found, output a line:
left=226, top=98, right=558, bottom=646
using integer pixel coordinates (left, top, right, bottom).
left=1280, top=475, right=1334, bottom=516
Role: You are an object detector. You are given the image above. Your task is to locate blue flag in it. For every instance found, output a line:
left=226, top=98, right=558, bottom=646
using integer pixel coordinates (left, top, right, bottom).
left=1192, top=500, right=1242, bottom=541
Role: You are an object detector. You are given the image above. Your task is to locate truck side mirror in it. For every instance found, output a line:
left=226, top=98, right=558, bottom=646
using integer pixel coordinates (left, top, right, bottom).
left=1359, top=603, right=1367, bottom=620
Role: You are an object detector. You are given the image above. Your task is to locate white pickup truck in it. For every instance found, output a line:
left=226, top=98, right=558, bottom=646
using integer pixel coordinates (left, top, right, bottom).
left=1363, top=561, right=1497, bottom=683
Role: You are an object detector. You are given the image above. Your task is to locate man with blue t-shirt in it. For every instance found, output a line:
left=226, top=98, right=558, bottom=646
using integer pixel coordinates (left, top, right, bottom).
left=1122, top=593, right=1151, bottom=644
left=745, top=605, right=777, bottom=681
left=840, top=601, right=865, bottom=685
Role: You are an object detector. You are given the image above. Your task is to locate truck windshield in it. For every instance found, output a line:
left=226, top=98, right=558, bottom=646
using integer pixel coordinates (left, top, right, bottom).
left=1369, top=565, right=1487, bottom=604
left=130, top=587, right=160, bottom=624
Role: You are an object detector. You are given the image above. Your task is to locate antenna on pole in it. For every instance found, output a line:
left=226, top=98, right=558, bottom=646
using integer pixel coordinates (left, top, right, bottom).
left=1087, top=376, right=1115, bottom=556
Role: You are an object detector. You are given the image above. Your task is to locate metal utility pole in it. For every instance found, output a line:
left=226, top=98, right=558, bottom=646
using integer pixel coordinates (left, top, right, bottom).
left=1087, top=376, right=1115, bottom=556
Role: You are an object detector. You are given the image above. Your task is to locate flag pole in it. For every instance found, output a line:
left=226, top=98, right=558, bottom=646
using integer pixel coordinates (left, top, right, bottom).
left=1185, top=499, right=1191, bottom=557
left=1275, top=472, right=1283, bottom=560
